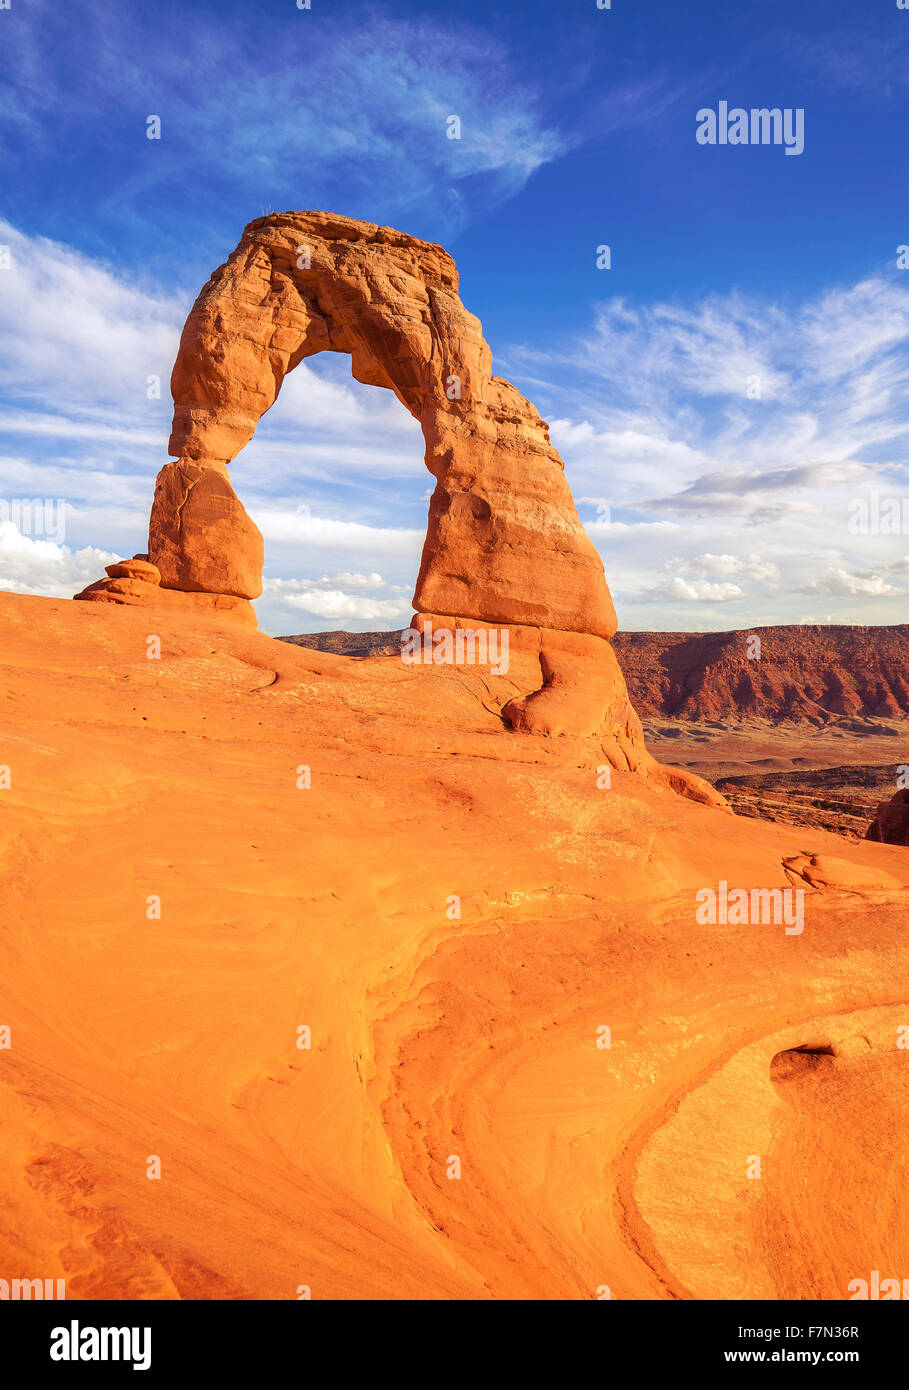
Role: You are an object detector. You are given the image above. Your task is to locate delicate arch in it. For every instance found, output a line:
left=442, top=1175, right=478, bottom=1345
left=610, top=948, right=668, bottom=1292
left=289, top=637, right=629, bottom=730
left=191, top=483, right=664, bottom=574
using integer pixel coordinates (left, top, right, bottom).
left=150, top=210, right=617, bottom=642
left=76, top=210, right=726, bottom=799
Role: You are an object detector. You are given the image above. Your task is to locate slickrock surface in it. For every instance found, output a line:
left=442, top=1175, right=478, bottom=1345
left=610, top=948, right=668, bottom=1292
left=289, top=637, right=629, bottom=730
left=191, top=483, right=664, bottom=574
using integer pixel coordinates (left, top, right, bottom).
left=284, top=628, right=909, bottom=841
left=284, top=624, right=909, bottom=728
left=1, top=591, right=907, bottom=1300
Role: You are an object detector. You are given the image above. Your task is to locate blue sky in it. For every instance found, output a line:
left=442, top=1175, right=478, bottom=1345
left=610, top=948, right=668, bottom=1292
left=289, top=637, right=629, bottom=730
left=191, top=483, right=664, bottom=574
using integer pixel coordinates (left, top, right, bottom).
left=1, top=0, right=908, bottom=632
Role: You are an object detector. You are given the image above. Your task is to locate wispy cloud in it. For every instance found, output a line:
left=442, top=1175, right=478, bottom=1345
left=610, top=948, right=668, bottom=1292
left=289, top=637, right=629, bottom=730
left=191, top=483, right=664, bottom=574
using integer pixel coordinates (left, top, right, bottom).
left=800, top=29, right=909, bottom=101
left=1, top=3, right=568, bottom=242
left=537, top=277, right=909, bottom=497
left=261, top=572, right=412, bottom=629
left=510, top=274, right=909, bottom=627
left=0, top=219, right=181, bottom=418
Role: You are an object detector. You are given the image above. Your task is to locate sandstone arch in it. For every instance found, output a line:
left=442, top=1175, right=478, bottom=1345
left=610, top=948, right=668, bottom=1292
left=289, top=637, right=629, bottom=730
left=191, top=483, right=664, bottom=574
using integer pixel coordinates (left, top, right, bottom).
left=156, top=211, right=615, bottom=634
left=76, top=211, right=719, bottom=792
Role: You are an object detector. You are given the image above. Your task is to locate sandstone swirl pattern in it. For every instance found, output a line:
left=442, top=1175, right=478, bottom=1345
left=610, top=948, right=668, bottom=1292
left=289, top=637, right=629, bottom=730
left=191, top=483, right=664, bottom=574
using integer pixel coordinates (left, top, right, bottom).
left=1, top=594, right=907, bottom=1299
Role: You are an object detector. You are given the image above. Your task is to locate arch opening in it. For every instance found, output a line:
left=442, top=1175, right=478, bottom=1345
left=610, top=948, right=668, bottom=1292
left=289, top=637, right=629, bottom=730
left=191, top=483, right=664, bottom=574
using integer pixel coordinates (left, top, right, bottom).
left=220, top=353, right=429, bottom=639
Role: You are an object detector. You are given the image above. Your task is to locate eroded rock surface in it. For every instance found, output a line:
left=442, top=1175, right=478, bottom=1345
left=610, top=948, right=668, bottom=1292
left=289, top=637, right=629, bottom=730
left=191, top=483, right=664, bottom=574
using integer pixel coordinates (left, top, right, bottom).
left=149, top=462, right=263, bottom=599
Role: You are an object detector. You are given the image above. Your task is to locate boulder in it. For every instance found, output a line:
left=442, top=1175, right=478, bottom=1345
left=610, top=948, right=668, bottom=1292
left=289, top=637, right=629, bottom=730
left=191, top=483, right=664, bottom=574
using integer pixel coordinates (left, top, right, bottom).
left=148, top=461, right=263, bottom=599
left=104, top=558, right=162, bottom=584
left=865, top=789, right=909, bottom=847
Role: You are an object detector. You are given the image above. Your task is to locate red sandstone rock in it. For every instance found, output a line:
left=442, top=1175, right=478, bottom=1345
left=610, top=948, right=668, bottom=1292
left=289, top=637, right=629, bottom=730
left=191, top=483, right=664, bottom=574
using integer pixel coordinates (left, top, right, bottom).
left=74, top=577, right=257, bottom=626
left=783, top=851, right=904, bottom=891
left=503, top=630, right=637, bottom=740
left=613, top=626, right=909, bottom=722
left=149, top=461, right=263, bottom=599
left=410, top=611, right=726, bottom=804
left=79, top=210, right=652, bottom=749
left=162, top=211, right=614, bottom=638
left=73, top=213, right=718, bottom=789
left=104, top=558, right=162, bottom=584
left=865, top=789, right=909, bottom=847
left=6, top=588, right=909, bottom=1300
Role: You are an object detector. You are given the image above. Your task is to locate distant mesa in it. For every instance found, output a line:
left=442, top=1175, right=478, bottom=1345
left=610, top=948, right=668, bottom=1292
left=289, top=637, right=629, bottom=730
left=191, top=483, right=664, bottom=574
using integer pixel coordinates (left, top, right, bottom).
left=612, top=627, right=909, bottom=724
left=74, top=209, right=720, bottom=803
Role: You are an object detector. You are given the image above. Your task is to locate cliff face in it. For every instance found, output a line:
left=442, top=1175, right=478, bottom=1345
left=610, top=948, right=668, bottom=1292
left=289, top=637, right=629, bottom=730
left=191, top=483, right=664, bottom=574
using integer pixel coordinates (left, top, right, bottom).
left=613, top=625, right=909, bottom=723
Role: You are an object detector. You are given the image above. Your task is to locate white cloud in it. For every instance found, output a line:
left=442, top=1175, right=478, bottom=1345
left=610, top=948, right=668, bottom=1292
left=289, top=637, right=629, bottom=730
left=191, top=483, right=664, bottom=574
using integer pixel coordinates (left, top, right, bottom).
left=2, top=5, right=568, bottom=237
left=645, top=576, right=745, bottom=604
left=0, top=223, right=430, bottom=630
left=0, top=219, right=181, bottom=418
left=511, top=274, right=909, bottom=628
left=521, top=276, right=909, bottom=507
left=278, top=590, right=410, bottom=623
left=3, top=217, right=909, bottom=636
left=0, top=521, right=118, bottom=597
left=261, top=573, right=410, bottom=627
left=255, top=509, right=424, bottom=558
left=802, top=567, right=904, bottom=598
left=317, top=571, right=385, bottom=590
left=251, top=361, right=425, bottom=453
left=665, top=553, right=780, bottom=583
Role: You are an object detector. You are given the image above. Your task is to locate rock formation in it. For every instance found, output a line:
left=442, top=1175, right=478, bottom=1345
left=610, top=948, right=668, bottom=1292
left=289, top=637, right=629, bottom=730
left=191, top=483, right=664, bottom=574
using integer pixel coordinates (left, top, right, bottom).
left=866, top=789, right=909, bottom=846
left=76, top=210, right=702, bottom=787
left=76, top=553, right=257, bottom=626
left=149, top=462, right=263, bottom=599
